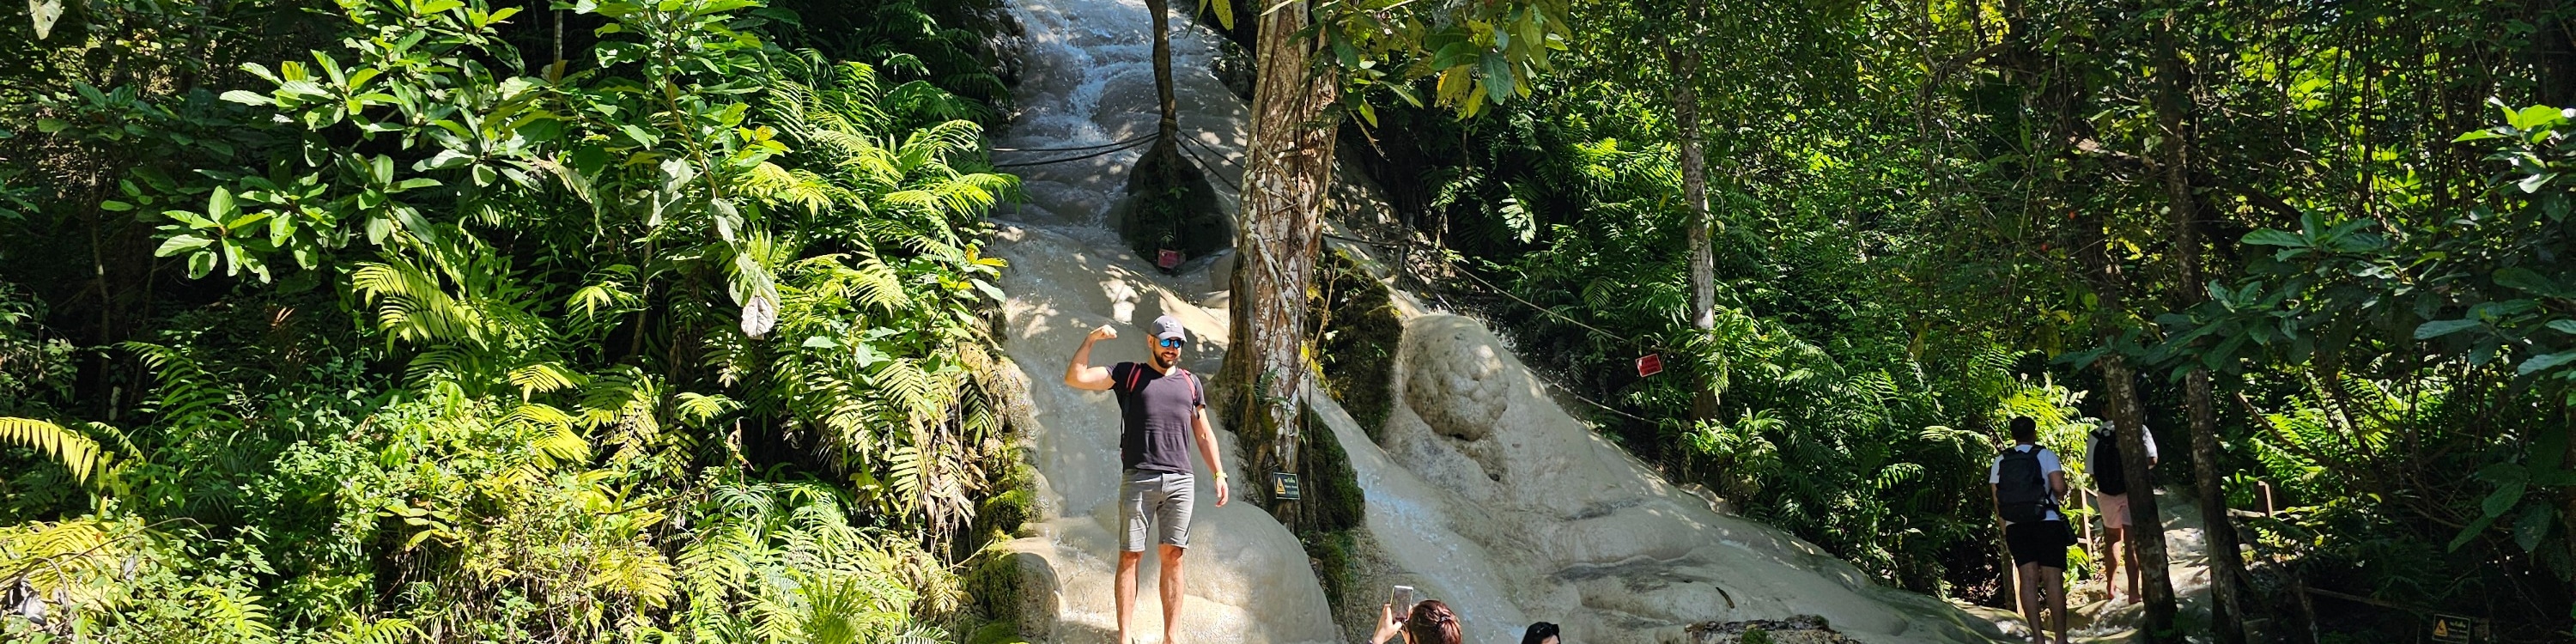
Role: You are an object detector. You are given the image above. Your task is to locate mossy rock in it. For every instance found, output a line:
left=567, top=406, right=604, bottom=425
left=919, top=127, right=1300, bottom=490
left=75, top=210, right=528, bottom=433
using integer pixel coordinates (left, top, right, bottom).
left=977, top=488, right=1032, bottom=538
left=1117, top=141, right=1229, bottom=270
left=1299, top=529, right=1359, bottom=611
left=961, top=545, right=1024, bottom=625
left=964, top=621, right=1032, bottom=644
left=1297, top=406, right=1364, bottom=534
left=1309, top=248, right=1403, bottom=441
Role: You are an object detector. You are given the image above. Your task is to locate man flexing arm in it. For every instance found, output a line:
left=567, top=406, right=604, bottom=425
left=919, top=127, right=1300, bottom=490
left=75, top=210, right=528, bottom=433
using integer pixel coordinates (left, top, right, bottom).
left=1065, top=325, right=1117, bottom=391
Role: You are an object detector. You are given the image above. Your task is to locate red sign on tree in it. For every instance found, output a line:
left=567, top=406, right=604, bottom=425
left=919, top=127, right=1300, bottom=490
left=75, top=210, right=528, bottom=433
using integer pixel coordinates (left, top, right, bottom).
left=1636, top=353, right=1663, bottom=378
left=1157, top=249, right=1182, bottom=270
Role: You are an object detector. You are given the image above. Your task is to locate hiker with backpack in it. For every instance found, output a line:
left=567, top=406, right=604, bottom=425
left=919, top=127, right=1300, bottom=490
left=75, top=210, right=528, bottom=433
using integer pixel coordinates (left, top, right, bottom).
left=2086, top=419, right=2157, bottom=605
left=1990, top=416, right=2071, bottom=644
left=1064, top=315, right=1230, bottom=644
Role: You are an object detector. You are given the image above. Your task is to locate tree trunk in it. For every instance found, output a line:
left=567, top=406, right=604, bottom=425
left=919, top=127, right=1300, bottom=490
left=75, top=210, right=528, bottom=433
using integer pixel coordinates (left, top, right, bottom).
left=1664, top=0, right=1719, bottom=422
left=2155, top=9, right=2250, bottom=642
left=1148, top=0, right=1180, bottom=146
left=1218, top=0, right=1339, bottom=508
left=2074, top=202, right=2181, bottom=641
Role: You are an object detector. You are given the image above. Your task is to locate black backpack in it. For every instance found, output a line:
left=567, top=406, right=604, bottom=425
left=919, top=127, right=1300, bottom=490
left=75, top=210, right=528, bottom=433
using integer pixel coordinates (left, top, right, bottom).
left=1996, top=447, right=2057, bottom=524
left=2091, top=426, right=2129, bottom=495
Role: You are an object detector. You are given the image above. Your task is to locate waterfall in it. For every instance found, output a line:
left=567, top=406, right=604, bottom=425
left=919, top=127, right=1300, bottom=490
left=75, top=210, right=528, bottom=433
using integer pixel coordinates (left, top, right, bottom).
left=981, top=0, right=2014, bottom=641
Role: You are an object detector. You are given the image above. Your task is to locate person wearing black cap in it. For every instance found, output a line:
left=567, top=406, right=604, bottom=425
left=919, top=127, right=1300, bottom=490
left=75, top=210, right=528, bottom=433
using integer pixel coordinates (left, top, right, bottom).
left=1065, top=314, right=1230, bottom=644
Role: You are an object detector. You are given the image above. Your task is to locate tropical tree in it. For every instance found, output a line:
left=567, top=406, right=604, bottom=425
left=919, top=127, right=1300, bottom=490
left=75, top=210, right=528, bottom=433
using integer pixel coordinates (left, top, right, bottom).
left=1216, top=0, right=1572, bottom=499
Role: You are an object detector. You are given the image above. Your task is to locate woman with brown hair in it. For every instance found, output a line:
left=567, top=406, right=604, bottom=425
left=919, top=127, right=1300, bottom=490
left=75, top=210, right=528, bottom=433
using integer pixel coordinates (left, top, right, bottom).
left=1364, top=599, right=1461, bottom=644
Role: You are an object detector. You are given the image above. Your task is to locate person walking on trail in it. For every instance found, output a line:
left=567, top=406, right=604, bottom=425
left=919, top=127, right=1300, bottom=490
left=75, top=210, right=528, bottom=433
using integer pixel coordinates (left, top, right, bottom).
left=1063, top=314, right=1230, bottom=644
left=2086, top=420, right=2157, bottom=605
left=1991, top=416, right=2071, bottom=644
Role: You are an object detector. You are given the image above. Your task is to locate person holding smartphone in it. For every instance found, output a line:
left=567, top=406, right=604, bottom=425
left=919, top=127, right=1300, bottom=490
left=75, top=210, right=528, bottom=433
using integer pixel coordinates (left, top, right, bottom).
left=1364, top=598, right=1461, bottom=644
left=1064, top=315, right=1229, bottom=644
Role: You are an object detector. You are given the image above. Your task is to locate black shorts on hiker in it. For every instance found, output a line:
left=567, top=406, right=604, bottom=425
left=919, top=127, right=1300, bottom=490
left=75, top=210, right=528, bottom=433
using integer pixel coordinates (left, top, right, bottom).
left=2005, top=520, right=2070, bottom=568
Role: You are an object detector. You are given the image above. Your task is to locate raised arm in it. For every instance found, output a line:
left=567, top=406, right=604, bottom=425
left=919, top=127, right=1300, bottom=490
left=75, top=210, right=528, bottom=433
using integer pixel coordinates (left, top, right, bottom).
left=1064, top=325, right=1117, bottom=391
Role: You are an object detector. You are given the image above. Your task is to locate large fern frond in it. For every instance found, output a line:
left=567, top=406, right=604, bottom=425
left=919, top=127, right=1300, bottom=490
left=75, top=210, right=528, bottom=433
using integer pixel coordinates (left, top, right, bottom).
left=0, top=417, right=104, bottom=483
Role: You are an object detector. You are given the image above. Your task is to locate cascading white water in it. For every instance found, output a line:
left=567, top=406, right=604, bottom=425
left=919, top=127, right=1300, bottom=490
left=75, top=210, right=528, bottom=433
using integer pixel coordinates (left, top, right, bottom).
left=992, top=0, right=1244, bottom=236
left=981, top=2, right=2015, bottom=642
left=983, top=2, right=1327, bottom=643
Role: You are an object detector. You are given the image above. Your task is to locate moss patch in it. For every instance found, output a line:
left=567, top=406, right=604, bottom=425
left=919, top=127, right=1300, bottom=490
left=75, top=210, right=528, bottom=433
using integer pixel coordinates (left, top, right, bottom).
left=1309, top=248, right=1403, bottom=441
left=1299, top=528, right=1360, bottom=611
left=964, top=620, right=1032, bottom=644
left=960, top=545, right=1024, bottom=628
left=1297, top=405, right=1364, bottom=534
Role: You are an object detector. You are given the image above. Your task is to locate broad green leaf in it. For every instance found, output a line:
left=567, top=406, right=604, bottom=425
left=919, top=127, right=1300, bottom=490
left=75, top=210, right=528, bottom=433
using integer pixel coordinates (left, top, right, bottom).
left=2242, top=228, right=2306, bottom=247
left=2494, top=267, right=2568, bottom=298
left=207, top=187, right=236, bottom=217
left=2517, top=172, right=2555, bottom=194
left=155, top=235, right=214, bottom=257
left=2482, top=481, right=2525, bottom=517
left=420, top=149, right=472, bottom=170
left=2413, top=319, right=2482, bottom=340
left=2450, top=512, right=2499, bottom=551
left=2508, top=105, right=2567, bottom=131
left=2514, top=504, right=2555, bottom=552
left=2519, top=351, right=2576, bottom=376
left=186, top=251, right=216, bottom=279
left=1480, top=53, right=1513, bottom=105
left=851, top=342, right=890, bottom=368
left=2452, top=129, right=2506, bottom=143
left=1201, top=0, right=1232, bottom=29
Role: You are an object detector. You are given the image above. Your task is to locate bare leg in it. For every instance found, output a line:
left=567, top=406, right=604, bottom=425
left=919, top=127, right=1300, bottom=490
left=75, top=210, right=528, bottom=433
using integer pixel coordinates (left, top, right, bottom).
left=1117, top=550, right=1143, bottom=644
left=2102, top=525, right=2124, bottom=603
left=2043, top=565, right=2068, bottom=644
left=2123, top=529, right=2143, bottom=600
left=1159, top=544, right=1188, bottom=642
left=2016, top=562, right=2043, bottom=644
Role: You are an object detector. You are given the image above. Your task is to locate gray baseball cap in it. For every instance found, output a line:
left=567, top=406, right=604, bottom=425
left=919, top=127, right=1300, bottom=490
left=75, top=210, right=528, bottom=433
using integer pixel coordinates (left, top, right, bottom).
left=1151, top=315, right=1187, bottom=342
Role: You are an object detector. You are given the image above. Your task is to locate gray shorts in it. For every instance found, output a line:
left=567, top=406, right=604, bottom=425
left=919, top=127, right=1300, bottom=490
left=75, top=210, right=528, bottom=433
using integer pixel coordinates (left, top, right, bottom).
left=1119, top=469, right=1195, bottom=551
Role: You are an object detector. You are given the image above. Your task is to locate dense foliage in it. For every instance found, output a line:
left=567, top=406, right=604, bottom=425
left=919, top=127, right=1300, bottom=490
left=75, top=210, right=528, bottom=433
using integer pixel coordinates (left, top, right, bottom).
left=1348, top=0, right=2576, bottom=638
left=0, top=0, right=1028, bottom=641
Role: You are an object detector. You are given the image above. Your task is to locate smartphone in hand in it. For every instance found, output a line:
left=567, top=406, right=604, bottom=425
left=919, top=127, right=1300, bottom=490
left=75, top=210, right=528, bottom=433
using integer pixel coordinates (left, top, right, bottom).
left=1389, top=585, right=1414, bottom=621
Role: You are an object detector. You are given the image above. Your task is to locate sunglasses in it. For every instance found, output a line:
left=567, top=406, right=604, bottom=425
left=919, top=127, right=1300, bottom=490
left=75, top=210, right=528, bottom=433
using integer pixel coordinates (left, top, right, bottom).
left=1158, top=338, right=1184, bottom=349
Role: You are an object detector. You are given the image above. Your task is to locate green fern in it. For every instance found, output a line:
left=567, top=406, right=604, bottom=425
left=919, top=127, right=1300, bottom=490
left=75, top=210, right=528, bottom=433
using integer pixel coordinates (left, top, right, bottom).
left=0, top=416, right=105, bottom=483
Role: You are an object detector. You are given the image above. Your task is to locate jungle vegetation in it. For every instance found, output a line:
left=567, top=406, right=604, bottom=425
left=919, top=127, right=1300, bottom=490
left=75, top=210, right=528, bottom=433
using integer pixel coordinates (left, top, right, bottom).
left=0, top=0, right=1033, bottom=641
left=1321, top=0, right=2576, bottom=641
left=3, top=0, right=2573, bottom=641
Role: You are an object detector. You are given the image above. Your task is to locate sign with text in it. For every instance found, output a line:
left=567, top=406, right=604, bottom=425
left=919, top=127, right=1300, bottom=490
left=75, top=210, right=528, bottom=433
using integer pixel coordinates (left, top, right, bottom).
left=1636, top=353, right=1664, bottom=378
left=2430, top=614, right=2486, bottom=644
left=1270, top=472, right=1302, bottom=501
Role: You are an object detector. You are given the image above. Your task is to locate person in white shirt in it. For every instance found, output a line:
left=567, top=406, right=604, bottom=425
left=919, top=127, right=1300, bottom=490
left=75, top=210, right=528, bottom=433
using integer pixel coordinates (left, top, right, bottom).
left=2086, top=422, right=2157, bottom=604
left=1990, top=416, right=2070, bottom=644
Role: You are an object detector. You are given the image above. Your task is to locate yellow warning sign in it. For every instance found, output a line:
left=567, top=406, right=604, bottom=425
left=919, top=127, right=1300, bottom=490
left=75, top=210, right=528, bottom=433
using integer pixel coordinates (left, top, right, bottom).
left=2430, top=614, right=2482, bottom=644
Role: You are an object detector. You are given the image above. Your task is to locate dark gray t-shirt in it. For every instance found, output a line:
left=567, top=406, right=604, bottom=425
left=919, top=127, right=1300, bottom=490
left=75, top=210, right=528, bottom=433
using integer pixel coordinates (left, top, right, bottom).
left=1112, top=362, right=1203, bottom=473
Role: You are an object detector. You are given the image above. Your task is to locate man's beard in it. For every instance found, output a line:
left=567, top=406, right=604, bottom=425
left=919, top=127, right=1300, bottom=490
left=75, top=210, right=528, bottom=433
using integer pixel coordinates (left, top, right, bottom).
left=1152, top=352, right=1176, bottom=368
